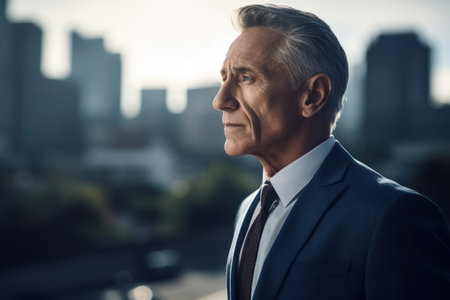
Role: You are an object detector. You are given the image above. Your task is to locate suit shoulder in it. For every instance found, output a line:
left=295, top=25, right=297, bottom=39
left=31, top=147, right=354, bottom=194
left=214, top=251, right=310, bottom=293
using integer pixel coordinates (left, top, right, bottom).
left=342, top=157, right=448, bottom=222
left=347, top=158, right=422, bottom=199
left=342, top=156, right=449, bottom=248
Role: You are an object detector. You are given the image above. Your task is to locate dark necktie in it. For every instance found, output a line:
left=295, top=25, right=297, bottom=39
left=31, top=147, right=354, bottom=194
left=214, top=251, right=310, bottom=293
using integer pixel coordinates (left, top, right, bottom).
left=238, top=181, right=278, bottom=300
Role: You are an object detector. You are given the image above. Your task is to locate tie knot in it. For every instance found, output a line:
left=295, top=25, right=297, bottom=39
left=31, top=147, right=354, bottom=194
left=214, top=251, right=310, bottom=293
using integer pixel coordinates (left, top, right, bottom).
left=260, top=181, right=277, bottom=214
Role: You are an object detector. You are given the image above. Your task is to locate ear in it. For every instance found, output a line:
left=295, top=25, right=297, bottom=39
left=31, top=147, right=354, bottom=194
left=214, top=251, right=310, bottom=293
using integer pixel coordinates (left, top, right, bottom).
left=299, top=74, right=331, bottom=118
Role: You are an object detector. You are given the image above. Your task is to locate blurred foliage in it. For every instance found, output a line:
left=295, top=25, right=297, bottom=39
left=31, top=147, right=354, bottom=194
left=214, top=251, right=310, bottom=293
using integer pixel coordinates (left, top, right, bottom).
left=0, top=160, right=258, bottom=268
left=0, top=168, right=124, bottom=267
left=160, top=162, right=257, bottom=237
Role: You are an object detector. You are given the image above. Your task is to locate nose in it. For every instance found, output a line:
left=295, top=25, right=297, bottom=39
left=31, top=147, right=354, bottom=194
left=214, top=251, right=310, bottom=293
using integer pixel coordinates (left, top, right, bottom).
left=213, top=81, right=239, bottom=111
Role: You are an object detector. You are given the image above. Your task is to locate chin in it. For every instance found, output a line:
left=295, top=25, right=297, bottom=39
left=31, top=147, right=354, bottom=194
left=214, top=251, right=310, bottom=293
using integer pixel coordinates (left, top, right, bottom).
left=224, top=147, right=243, bottom=157
left=224, top=141, right=249, bottom=157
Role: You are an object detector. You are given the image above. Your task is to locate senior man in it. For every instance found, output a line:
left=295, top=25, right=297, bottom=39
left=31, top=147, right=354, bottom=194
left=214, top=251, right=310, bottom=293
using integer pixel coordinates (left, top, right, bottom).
left=213, top=4, right=450, bottom=300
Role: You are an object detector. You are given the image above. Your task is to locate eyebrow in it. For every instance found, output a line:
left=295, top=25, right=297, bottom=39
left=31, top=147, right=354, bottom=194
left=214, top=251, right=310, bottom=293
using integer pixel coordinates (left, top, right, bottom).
left=232, top=66, right=254, bottom=73
left=221, top=65, right=269, bottom=77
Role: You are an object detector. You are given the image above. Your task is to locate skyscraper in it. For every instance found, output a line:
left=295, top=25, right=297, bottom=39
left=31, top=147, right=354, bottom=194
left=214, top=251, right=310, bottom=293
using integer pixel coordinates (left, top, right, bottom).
left=69, top=32, right=122, bottom=146
left=7, top=22, right=83, bottom=160
left=363, top=33, right=430, bottom=144
left=138, top=89, right=179, bottom=146
left=180, top=85, right=224, bottom=155
left=0, top=0, right=11, bottom=156
left=9, top=22, right=45, bottom=155
left=18, top=78, right=83, bottom=159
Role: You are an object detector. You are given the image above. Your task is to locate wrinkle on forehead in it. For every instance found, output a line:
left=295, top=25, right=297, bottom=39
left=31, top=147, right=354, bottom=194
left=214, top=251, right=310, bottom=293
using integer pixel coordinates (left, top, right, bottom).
left=221, top=27, right=285, bottom=77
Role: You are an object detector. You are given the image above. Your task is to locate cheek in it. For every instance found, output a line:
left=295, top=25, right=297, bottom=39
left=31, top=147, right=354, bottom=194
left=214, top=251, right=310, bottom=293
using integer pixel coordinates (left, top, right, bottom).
left=243, top=106, right=262, bottom=143
left=239, top=90, right=266, bottom=141
left=266, top=88, right=300, bottom=125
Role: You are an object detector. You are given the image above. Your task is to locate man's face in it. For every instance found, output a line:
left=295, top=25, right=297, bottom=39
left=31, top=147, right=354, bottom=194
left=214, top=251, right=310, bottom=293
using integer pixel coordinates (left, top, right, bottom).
left=213, top=27, right=302, bottom=158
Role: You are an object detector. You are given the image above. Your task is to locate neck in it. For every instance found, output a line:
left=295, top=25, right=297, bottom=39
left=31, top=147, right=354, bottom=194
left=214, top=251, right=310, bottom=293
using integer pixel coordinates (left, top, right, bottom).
left=256, top=124, right=330, bottom=178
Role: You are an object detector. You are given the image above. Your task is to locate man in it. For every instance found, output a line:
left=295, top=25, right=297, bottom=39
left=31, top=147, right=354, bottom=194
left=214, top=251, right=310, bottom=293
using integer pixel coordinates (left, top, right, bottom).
left=213, top=4, right=450, bottom=300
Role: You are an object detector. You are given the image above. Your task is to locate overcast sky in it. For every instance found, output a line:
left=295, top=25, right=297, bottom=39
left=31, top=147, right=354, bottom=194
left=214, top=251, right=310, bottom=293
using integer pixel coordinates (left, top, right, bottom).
left=7, top=0, right=450, bottom=116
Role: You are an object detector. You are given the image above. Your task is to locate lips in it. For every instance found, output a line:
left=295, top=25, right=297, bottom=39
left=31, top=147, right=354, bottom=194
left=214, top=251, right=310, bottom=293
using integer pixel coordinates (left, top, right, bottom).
left=223, top=123, right=244, bottom=135
left=224, top=123, right=244, bottom=127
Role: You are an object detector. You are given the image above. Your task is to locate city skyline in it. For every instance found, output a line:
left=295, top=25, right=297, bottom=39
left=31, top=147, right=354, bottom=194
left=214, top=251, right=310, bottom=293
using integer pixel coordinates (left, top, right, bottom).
left=6, top=0, right=450, bottom=116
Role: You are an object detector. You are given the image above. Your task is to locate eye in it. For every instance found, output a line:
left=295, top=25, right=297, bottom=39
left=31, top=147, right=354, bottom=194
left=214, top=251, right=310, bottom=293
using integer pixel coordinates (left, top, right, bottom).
left=241, top=75, right=254, bottom=82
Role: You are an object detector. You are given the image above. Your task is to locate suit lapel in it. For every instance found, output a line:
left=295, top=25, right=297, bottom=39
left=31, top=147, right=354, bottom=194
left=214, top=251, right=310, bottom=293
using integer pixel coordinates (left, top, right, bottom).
left=228, top=189, right=261, bottom=300
left=253, top=142, right=352, bottom=300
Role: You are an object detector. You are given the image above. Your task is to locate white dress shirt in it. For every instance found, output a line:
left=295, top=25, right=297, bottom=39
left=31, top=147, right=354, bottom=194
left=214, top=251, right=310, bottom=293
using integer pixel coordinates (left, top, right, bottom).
left=240, top=136, right=336, bottom=297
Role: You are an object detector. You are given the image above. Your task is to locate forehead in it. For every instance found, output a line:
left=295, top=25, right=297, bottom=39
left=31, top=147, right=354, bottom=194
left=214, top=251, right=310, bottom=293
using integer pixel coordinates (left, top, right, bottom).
left=223, top=27, right=284, bottom=70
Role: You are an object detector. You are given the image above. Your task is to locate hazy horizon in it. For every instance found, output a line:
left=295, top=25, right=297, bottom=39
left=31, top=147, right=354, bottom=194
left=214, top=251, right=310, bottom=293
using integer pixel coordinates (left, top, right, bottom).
left=7, top=0, right=450, bottom=116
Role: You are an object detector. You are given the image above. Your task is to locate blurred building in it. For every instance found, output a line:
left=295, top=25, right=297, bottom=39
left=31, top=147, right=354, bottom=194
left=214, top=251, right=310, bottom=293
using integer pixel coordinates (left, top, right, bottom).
left=5, top=21, right=83, bottom=161
left=17, top=78, right=83, bottom=160
left=180, top=86, right=224, bottom=156
left=84, top=88, right=184, bottom=189
left=0, top=0, right=11, bottom=158
left=137, top=89, right=179, bottom=147
left=363, top=32, right=450, bottom=145
left=69, top=32, right=122, bottom=147
left=334, top=64, right=364, bottom=145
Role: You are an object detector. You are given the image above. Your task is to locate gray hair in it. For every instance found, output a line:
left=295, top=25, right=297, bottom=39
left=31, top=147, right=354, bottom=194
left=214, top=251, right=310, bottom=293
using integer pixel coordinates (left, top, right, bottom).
left=234, top=4, right=349, bottom=131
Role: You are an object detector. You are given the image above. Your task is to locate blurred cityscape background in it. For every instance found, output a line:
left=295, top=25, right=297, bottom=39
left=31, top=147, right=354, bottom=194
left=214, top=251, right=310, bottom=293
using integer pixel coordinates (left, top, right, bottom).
left=1, top=0, right=450, bottom=299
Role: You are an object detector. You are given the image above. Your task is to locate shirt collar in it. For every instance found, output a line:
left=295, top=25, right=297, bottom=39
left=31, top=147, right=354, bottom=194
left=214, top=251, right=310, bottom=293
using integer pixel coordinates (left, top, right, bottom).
left=263, top=136, right=336, bottom=208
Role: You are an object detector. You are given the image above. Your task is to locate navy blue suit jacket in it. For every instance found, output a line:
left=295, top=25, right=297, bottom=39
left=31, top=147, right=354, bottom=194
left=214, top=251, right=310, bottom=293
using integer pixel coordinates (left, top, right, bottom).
left=227, top=142, right=450, bottom=299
